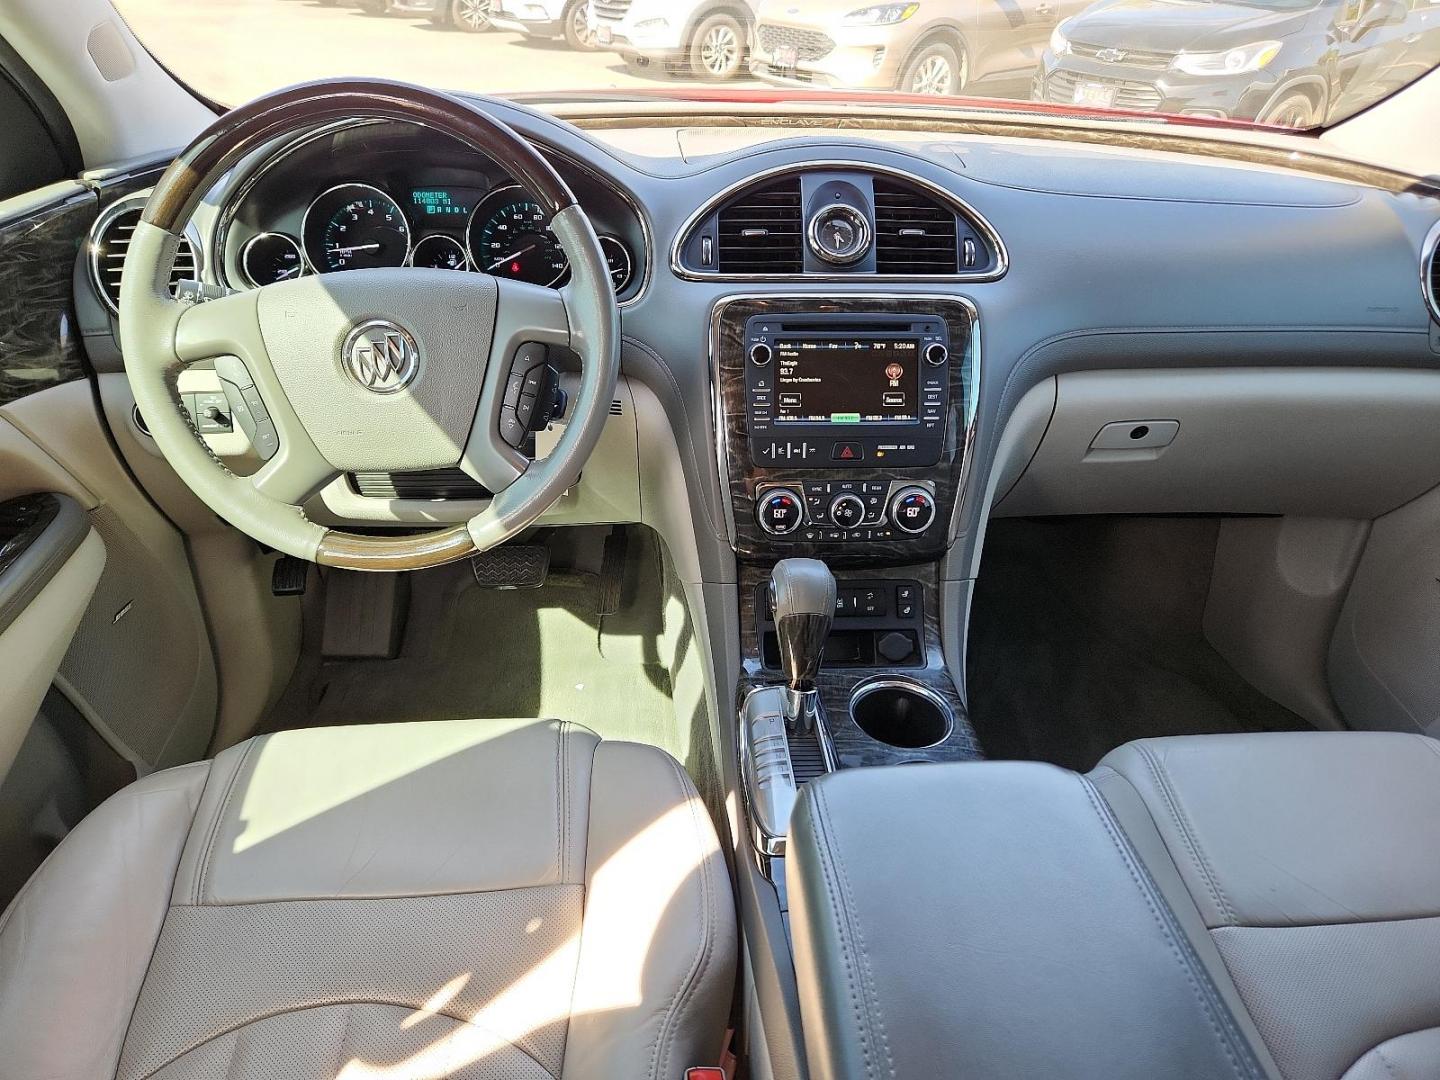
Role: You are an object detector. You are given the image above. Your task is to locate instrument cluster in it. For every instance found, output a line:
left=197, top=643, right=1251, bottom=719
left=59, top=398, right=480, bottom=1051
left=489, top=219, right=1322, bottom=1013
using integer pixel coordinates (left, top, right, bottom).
left=217, top=123, right=643, bottom=300
left=236, top=179, right=633, bottom=294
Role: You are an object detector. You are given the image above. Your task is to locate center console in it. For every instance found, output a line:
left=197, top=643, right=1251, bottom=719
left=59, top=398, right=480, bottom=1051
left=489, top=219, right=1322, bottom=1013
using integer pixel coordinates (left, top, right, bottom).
left=715, top=296, right=984, bottom=861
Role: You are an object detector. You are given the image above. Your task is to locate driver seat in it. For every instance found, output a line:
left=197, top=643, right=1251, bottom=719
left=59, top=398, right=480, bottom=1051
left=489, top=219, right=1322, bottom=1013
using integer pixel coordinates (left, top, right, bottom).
left=0, top=718, right=736, bottom=1079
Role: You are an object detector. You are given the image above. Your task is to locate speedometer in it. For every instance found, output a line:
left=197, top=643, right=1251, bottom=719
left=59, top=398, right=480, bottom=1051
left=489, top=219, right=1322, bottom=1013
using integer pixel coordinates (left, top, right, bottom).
left=302, top=183, right=411, bottom=274
left=467, top=186, right=568, bottom=287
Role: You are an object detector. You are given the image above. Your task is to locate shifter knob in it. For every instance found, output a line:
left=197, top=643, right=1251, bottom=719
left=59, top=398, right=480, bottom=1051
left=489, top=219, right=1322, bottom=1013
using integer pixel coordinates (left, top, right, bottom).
left=770, top=558, right=837, bottom=694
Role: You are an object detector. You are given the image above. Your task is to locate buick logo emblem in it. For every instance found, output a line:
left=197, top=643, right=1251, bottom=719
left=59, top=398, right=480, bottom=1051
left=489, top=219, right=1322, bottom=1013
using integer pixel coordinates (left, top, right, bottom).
left=342, top=320, right=419, bottom=394
left=1095, top=48, right=1126, bottom=63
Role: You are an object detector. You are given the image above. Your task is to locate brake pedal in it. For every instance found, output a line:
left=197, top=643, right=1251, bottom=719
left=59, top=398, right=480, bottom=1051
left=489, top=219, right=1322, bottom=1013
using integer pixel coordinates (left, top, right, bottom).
left=470, top=544, right=550, bottom=589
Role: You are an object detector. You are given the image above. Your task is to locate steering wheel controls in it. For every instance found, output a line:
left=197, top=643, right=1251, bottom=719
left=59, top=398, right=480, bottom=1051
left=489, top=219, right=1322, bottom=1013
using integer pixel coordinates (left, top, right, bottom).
left=213, top=355, right=280, bottom=460
left=501, top=343, right=566, bottom=449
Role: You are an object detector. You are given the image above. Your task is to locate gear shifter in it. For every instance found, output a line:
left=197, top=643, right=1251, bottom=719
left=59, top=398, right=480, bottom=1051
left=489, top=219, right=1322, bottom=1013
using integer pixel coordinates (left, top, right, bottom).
left=769, top=558, right=837, bottom=734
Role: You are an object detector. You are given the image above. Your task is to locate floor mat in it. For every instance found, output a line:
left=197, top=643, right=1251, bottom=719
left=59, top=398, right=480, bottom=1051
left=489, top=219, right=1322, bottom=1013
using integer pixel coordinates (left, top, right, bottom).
left=266, top=546, right=677, bottom=756
left=967, top=517, right=1312, bottom=771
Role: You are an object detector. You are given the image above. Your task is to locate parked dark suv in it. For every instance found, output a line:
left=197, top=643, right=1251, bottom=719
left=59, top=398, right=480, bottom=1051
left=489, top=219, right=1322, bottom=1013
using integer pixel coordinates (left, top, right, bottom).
left=1035, top=0, right=1440, bottom=127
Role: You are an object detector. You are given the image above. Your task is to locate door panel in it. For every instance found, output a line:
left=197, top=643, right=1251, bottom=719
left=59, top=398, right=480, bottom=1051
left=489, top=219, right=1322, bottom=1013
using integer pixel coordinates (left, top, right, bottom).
left=0, top=494, right=104, bottom=783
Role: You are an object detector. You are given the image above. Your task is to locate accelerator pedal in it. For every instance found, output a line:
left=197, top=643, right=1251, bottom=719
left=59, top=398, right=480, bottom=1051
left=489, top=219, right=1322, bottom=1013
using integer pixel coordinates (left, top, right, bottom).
left=470, top=544, right=549, bottom=590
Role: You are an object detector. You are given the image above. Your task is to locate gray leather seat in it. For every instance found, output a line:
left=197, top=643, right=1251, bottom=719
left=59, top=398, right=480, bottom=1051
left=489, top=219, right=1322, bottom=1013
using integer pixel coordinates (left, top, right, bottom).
left=1093, top=731, right=1440, bottom=1080
left=0, top=718, right=736, bottom=1080
left=788, top=730, right=1440, bottom=1080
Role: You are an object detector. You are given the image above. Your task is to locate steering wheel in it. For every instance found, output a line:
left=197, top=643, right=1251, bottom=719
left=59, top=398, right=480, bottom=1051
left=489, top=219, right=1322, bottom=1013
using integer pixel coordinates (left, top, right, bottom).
left=120, top=79, right=619, bottom=571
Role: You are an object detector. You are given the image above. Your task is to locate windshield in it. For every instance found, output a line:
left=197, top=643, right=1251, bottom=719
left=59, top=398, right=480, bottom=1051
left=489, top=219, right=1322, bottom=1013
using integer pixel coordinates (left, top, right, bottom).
left=113, top=0, right=1440, bottom=131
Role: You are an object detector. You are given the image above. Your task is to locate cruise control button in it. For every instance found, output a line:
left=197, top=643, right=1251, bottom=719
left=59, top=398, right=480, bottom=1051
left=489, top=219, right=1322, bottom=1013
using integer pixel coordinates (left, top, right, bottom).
left=250, top=419, right=279, bottom=460
left=240, top=386, right=269, bottom=423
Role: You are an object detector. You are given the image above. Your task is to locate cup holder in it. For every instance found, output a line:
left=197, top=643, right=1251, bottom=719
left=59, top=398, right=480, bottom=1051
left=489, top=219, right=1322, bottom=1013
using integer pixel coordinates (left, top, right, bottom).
left=848, top=679, right=953, bottom=749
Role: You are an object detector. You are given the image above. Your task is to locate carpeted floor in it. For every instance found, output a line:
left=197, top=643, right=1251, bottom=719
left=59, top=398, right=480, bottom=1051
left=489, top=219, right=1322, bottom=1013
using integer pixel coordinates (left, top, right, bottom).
left=266, top=533, right=678, bottom=754
left=967, top=516, right=1312, bottom=771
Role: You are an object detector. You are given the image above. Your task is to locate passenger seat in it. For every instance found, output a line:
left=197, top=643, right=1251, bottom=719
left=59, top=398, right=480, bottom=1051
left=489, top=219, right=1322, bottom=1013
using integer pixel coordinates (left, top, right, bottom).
left=1091, top=732, right=1440, bottom=1080
left=788, top=730, right=1440, bottom=1080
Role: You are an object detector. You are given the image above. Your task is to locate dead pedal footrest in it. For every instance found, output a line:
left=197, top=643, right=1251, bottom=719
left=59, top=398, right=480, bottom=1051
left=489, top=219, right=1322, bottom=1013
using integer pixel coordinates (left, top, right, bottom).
left=470, top=545, right=550, bottom=589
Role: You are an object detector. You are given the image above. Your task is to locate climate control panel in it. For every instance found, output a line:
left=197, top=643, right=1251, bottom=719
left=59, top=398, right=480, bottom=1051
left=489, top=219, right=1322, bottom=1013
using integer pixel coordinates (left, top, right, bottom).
left=755, top=480, right=937, bottom=542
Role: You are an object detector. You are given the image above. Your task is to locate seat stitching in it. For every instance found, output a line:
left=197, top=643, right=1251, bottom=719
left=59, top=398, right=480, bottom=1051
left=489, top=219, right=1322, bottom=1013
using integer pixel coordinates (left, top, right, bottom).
left=810, top=784, right=881, bottom=1080
left=1138, top=743, right=1237, bottom=927
left=1416, top=734, right=1440, bottom=766
left=1077, top=775, right=1260, bottom=1080
left=197, top=739, right=260, bottom=906
left=554, top=722, right=565, bottom=886
left=558, top=721, right=569, bottom=885
left=132, top=1000, right=560, bottom=1080
left=816, top=783, right=896, bottom=1080
left=651, top=752, right=718, bottom=1080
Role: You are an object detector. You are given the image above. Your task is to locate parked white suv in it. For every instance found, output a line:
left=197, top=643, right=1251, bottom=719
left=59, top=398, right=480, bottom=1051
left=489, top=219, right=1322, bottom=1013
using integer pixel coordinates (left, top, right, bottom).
left=589, top=0, right=759, bottom=80
left=492, top=0, right=596, bottom=49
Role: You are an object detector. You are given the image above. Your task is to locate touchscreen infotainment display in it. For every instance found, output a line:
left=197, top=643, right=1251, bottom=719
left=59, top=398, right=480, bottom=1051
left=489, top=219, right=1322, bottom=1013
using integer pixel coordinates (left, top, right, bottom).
left=773, top=338, right=921, bottom=425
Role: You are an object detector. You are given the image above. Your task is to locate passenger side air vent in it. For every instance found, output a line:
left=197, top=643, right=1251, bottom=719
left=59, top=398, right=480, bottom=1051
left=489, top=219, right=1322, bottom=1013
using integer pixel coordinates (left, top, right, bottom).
left=351, top=469, right=490, bottom=501
left=716, top=177, right=803, bottom=274
left=89, top=199, right=199, bottom=316
left=872, top=179, right=959, bottom=275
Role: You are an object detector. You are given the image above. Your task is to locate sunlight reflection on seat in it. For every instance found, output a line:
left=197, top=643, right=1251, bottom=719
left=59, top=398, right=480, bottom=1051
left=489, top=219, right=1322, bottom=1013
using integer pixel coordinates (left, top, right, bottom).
left=333, top=801, right=715, bottom=1079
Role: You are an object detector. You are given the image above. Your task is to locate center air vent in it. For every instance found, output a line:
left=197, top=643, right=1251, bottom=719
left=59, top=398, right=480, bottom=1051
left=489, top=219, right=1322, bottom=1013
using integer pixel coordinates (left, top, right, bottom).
left=716, top=177, right=803, bottom=274
left=89, top=198, right=199, bottom=316
left=873, top=179, right=960, bottom=275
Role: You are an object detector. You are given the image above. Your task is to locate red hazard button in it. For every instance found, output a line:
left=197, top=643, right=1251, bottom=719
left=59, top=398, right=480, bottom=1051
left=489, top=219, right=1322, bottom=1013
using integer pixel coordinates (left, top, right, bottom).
left=831, top=441, right=864, bottom=461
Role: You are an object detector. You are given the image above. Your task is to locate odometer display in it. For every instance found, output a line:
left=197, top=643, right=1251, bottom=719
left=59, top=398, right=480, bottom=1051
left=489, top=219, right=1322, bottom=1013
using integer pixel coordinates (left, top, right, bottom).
left=467, top=186, right=567, bottom=287
left=302, top=183, right=411, bottom=274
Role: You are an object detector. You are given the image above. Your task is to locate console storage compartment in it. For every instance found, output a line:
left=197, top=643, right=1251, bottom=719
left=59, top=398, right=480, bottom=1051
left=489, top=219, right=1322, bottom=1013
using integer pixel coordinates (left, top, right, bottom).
left=786, top=762, right=1263, bottom=1079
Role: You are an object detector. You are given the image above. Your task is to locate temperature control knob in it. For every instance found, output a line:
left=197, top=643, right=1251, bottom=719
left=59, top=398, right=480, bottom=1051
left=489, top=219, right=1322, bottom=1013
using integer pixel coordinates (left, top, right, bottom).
left=756, top=488, right=805, bottom=536
left=829, top=492, right=866, bottom=529
left=889, top=486, right=937, bottom=535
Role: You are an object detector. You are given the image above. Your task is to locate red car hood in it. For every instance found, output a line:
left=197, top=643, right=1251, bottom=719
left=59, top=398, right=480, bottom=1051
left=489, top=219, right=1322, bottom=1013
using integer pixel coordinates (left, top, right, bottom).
left=510, top=85, right=1285, bottom=133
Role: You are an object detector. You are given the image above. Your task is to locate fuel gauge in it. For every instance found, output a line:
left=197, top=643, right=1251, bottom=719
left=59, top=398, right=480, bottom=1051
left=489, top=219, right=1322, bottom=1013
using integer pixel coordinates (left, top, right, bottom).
left=409, top=234, right=469, bottom=271
left=240, top=232, right=303, bottom=287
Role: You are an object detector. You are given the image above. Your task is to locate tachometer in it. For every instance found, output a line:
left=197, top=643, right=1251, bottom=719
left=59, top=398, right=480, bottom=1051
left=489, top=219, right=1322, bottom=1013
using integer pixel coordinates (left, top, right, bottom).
left=467, top=185, right=567, bottom=287
left=302, top=183, right=411, bottom=274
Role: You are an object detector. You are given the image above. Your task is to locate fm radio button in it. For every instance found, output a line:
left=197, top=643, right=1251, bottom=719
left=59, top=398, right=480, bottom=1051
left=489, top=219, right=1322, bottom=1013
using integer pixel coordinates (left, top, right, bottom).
left=924, top=342, right=949, bottom=366
left=749, top=342, right=773, bottom=366
left=829, top=492, right=866, bottom=529
left=756, top=488, right=804, bottom=536
left=889, top=487, right=937, bottom=535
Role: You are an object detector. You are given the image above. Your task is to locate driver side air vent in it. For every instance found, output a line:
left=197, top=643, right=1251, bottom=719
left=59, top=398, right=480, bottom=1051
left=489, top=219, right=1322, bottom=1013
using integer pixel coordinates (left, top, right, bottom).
left=1424, top=223, right=1440, bottom=325
left=872, top=179, right=959, bottom=275
left=89, top=200, right=199, bottom=316
left=716, top=177, right=803, bottom=274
